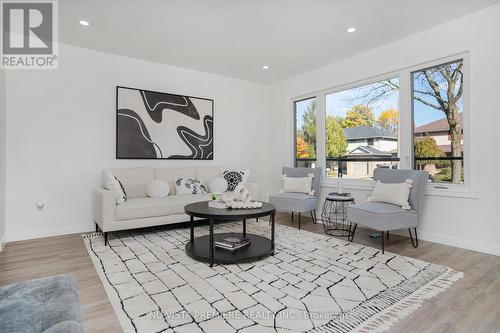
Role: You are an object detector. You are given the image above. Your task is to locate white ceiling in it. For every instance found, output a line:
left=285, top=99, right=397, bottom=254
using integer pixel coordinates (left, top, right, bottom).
left=60, top=0, right=500, bottom=84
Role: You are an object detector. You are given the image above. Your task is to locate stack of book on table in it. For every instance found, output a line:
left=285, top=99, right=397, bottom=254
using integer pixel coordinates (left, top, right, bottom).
left=214, top=236, right=250, bottom=251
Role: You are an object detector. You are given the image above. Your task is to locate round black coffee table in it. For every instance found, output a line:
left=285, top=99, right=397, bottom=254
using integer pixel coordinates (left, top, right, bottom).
left=184, top=201, right=276, bottom=267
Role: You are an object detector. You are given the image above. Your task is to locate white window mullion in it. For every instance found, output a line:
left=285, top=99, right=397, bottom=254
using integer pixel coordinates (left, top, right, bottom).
left=398, top=69, right=412, bottom=170
left=316, top=93, right=326, bottom=178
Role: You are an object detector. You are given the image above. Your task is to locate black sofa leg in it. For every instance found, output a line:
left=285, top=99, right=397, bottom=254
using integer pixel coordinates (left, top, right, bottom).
left=95, top=223, right=99, bottom=233
left=291, top=212, right=294, bottom=221
left=409, top=228, right=418, bottom=248
left=104, top=232, right=108, bottom=246
left=298, top=213, right=301, bottom=230
left=386, top=231, right=389, bottom=239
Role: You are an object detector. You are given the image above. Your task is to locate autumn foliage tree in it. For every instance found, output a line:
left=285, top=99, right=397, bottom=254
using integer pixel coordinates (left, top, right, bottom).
left=378, top=109, right=398, bottom=132
left=299, top=100, right=317, bottom=158
left=296, top=136, right=310, bottom=159
left=342, top=105, right=375, bottom=128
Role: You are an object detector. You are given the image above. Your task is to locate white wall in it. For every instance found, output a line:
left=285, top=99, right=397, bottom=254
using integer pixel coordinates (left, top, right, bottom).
left=269, top=4, right=500, bottom=255
left=4, top=43, right=270, bottom=242
left=0, top=69, right=6, bottom=249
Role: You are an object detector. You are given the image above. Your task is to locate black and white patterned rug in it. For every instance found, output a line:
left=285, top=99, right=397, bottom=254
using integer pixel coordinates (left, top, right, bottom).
left=83, top=222, right=462, bottom=333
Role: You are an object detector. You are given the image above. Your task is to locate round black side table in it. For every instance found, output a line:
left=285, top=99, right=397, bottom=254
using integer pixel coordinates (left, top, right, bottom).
left=321, top=192, right=355, bottom=239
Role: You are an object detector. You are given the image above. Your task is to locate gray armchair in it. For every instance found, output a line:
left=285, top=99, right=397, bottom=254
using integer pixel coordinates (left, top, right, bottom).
left=347, top=168, right=428, bottom=253
left=269, top=167, right=322, bottom=229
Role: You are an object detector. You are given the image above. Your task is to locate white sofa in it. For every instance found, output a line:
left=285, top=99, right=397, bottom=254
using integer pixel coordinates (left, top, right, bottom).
left=93, top=167, right=259, bottom=244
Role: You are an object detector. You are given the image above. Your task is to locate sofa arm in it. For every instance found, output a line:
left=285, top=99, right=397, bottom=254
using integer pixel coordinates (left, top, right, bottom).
left=93, top=188, right=116, bottom=231
left=246, top=182, right=260, bottom=201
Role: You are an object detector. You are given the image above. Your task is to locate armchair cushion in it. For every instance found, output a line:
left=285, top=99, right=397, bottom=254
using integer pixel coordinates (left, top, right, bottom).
left=347, top=202, right=417, bottom=231
left=269, top=192, right=317, bottom=213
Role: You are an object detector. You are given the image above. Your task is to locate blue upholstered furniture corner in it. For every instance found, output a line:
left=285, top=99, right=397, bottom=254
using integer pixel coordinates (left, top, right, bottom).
left=0, top=276, right=83, bottom=333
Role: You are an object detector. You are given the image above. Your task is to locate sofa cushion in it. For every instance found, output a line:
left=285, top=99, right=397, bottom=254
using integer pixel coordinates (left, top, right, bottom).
left=164, top=194, right=212, bottom=215
left=0, top=276, right=83, bottom=333
left=115, top=198, right=171, bottom=221
left=195, top=167, right=222, bottom=190
left=115, top=194, right=212, bottom=220
left=105, top=167, right=153, bottom=199
left=154, top=167, right=195, bottom=195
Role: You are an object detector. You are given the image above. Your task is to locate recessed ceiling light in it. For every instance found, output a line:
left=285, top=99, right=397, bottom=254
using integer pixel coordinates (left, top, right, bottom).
left=261, top=65, right=270, bottom=70
left=79, top=20, right=90, bottom=26
left=347, top=27, right=356, bottom=33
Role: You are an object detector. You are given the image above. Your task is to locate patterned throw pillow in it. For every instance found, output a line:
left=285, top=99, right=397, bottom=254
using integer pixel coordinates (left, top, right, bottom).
left=102, top=171, right=127, bottom=205
left=222, top=170, right=250, bottom=191
left=175, top=178, right=207, bottom=195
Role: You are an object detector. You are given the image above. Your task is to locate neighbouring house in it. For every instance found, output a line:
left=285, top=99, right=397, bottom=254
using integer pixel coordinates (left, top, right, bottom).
left=340, top=126, right=398, bottom=178
left=414, top=113, right=464, bottom=156
left=343, top=126, right=398, bottom=153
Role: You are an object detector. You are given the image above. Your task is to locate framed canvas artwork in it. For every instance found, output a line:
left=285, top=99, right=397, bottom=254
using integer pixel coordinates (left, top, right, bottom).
left=116, top=86, right=214, bottom=159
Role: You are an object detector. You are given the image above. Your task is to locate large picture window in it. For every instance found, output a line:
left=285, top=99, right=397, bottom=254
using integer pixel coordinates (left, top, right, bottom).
left=291, top=54, right=470, bottom=195
left=412, top=59, right=464, bottom=184
left=325, top=78, right=400, bottom=179
left=294, top=97, right=317, bottom=167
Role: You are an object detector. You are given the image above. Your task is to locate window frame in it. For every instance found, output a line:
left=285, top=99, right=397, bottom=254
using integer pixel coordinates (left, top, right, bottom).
left=323, top=74, right=401, bottom=182
left=293, top=95, right=318, bottom=167
left=290, top=52, right=475, bottom=198
left=409, top=54, right=474, bottom=197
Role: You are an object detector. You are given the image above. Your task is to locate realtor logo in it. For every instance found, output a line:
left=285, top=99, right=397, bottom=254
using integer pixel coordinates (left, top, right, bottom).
left=1, top=0, right=58, bottom=69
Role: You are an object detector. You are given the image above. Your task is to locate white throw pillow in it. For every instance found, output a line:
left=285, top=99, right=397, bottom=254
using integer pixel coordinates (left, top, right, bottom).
left=209, top=177, right=228, bottom=194
left=146, top=179, right=170, bottom=198
left=282, top=176, right=313, bottom=194
left=175, top=178, right=207, bottom=195
left=367, top=179, right=413, bottom=210
left=222, top=169, right=250, bottom=191
left=102, top=171, right=127, bottom=205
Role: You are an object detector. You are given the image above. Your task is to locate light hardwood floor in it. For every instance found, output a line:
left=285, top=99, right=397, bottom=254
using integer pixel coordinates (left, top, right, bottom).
left=1, top=213, right=499, bottom=333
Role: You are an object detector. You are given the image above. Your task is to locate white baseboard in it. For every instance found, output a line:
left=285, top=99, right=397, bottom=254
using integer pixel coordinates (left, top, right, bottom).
left=416, top=230, right=500, bottom=257
left=316, top=215, right=500, bottom=257
left=6, top=224, right=95, bottom=243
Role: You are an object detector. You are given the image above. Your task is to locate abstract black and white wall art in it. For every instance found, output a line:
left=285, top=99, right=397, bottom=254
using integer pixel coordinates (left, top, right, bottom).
left=116, top=86, right=214, bottom=159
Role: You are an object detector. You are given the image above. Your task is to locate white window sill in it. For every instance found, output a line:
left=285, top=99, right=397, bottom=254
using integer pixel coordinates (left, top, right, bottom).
left=321, top=180, right=478, bottom=199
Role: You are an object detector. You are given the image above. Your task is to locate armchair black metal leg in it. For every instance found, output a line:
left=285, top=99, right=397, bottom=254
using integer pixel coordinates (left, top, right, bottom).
left=291, top=212, right=294, bottom=221
left=314, top=210, right=318, bottom=223
left=386, top=231, right=389, bottom=239
left=381, top=231, right=385, bottom=254
left=298, top=213, right=301, bottom=230
left=409, top=228, right=418, bottom=248
left=348, top=223, right=357, bottom=242
left=310, top=211, right=316, bottom=224
left=95, top=223, right=99, bottom=233
left=104, top=232, right=108, bottom=246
